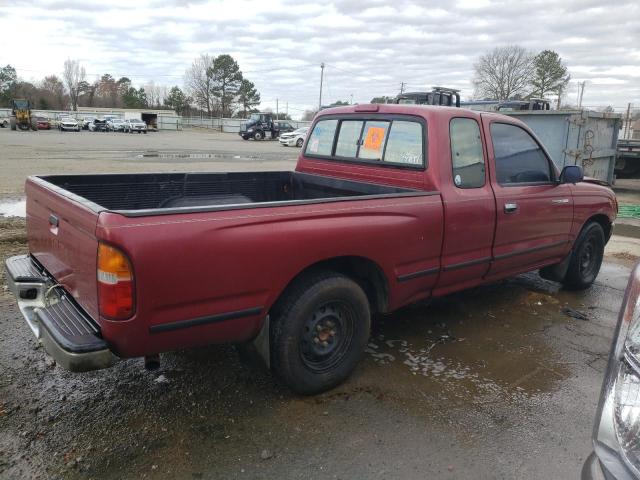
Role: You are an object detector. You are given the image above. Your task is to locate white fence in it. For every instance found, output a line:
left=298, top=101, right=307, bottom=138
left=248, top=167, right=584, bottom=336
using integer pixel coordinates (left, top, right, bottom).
left=0, top=108, right=310, bottom=133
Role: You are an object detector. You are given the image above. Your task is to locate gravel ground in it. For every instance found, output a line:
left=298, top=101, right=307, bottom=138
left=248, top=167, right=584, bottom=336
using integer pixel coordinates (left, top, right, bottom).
left=1, top=128, right=639, bottom=479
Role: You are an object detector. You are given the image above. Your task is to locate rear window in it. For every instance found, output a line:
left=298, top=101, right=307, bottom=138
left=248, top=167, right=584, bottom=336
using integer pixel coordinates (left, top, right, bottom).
left=305, top=117, right=424, bottom=168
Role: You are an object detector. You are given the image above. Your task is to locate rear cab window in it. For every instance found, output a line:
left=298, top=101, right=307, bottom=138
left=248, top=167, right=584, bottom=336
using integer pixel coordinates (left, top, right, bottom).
left=304, top=115, right=425, bottom=168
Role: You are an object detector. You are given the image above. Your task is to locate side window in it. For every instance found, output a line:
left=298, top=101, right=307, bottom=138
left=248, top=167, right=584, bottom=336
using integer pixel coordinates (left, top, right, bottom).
left=450, top=118, right=485, bottom=188
left=491, top=123, right=552, bottom=185
left=335, top=121, right=363, bottom=158
left=384, top=121, right=423, bottom=165
left=305, top=119, right=338, bottom=157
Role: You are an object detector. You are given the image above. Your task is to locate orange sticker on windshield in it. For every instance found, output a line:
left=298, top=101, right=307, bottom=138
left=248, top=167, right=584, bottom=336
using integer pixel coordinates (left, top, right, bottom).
left=363, top=126, right=385, bottom=151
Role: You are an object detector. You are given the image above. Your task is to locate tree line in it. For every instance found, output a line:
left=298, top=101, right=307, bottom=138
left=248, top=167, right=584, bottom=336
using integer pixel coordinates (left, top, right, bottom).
left=0, top=54, right=262, bottom=118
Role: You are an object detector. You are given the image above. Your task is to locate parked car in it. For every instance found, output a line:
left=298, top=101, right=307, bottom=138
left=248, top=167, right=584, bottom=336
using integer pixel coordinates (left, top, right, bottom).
left=58, top=116, right=80, bottom=132
left=275, top=121, right=295, bottom=135
left=35, top=117, right=52, bottom=130
left=107, top=118, right=125, bottom=132
left=88, top=118, right=108, bottom=132
left=81, top=116, right=96, bottom=130
left=279, top=127, right=309, bottom=147
left=583, top=263, right=640, bottom=479
left=0, top=117, right=9, bottom=128
left=5, top=104, right=616, bottom=395
left=124, top=118, right=147, bottom=133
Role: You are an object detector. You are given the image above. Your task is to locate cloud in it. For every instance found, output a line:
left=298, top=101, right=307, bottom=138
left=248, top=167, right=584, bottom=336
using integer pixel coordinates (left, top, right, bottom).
left=1, top=0, right=638, bottom=116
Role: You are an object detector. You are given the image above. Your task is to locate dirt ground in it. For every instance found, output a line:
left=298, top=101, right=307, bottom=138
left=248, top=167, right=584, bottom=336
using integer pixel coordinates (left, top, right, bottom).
left=1, top=128, right=640, bottom=479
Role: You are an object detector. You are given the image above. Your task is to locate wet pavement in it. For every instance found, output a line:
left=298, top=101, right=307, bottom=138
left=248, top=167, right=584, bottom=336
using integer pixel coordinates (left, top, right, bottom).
left=0, top=252, right=633, bottom=479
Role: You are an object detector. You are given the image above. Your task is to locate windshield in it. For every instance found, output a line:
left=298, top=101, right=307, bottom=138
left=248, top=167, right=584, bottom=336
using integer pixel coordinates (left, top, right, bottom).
left=13, top=100, right=28, bottom=109
left=249, top=113, right=261, bottom=122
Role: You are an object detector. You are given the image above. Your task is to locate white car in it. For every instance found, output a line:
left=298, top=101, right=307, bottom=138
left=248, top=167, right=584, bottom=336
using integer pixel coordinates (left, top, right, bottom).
left=81, top=116, right=95, bottom=130
left=107, top=118, right=125, bottom=132
left=124, top=119, right=147, bottom=134
left=279, top=127, right=309, bottom=147
left=58, top=117, right=80, bottom=132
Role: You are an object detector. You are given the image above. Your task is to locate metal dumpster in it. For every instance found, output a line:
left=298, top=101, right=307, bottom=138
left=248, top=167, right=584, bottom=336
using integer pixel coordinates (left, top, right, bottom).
left=503, top=110, right=621, bottom=183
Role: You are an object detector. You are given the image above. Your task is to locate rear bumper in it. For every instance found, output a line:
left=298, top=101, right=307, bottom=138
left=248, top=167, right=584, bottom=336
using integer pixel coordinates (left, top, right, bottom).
left=4, top=255, right=118, bottom=372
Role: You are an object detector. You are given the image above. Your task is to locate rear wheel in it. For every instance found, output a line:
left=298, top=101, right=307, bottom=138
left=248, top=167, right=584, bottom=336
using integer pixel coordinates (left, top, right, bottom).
left=296, top=138, right=304, bottom=147
left=271, top=272, right=370, bottom=395
left=10, top=118, right=17, bottom=131
left=563, top=222, right=605, bottom=290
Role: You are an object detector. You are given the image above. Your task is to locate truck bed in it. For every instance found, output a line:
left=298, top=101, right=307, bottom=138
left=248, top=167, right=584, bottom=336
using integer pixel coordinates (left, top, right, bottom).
left=37, top=171, right=420, bottom=216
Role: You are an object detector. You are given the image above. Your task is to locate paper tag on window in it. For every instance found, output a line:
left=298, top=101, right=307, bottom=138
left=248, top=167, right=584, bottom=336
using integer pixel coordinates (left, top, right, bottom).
left=364, top=127, right=385, bottom=151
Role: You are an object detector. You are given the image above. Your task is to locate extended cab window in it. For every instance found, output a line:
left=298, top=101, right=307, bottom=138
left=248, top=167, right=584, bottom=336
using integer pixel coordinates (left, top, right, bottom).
left=450, top=118, right=485, bottom=188
left=306, top=119, right=338, bottom=156
left=306, top=117, right=424, bottom=167
left=491, top=123, right=552, bottom=185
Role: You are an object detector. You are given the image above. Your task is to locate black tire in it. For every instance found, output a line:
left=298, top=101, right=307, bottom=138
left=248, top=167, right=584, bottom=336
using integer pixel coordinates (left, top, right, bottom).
left=296, top=138, right=304, bottom=147
left=563, top=222, right=605, bottom=290
left=10, top=118, right=17, bottom=131
left=271, top=271, right=370, bottom=395
left=253, top=131, right=263, bottom=141
left=241, top=136, right=249, bottom=140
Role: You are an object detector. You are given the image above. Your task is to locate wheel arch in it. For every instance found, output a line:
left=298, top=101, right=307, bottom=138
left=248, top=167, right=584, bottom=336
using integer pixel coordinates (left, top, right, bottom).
left=269, top=256, right=390, bottom=317
left=583, top=213, right=612, bottom=243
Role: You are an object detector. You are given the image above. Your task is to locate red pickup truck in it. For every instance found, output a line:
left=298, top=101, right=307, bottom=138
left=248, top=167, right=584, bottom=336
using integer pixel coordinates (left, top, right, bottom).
left=5, top=104, right=617, bottom=394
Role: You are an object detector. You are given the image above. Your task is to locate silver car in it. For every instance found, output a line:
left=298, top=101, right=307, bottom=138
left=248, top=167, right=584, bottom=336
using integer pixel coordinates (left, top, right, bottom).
left=107, top=118, right=125, bottom=132
left=583, top=263, right=640, bottom=479
left=124, top=119, right=147, bottom=134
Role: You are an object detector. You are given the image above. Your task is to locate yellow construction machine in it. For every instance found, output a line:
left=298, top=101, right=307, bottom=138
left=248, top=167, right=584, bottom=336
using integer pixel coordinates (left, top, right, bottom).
left=10, top=99, right=37, bottom=131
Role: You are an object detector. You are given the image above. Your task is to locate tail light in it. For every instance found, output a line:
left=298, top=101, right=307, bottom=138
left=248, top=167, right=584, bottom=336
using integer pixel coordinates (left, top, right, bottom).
left=97, top=242, right=135, bottom=320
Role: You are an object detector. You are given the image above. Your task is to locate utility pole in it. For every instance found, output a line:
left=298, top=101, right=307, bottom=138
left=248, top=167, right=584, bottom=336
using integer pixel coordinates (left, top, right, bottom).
left=556, top=85, right=562, bottom=110
left=286, top=101, right=288, bottom=118
left=625, top=102, right=632, bottom=139
left=577, top=81, right=586, bottom=108
left=276, top=98, right=279, bottom=119
left=318, top=63, right=325, bottom=111
left=350, top=93, right=353, bottom=105
left=400, top=82, right=405, bottom=95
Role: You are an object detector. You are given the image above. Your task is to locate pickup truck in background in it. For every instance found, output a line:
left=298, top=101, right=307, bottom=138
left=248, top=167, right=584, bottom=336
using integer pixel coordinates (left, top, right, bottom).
left=5, top=104, right=617, bottom=394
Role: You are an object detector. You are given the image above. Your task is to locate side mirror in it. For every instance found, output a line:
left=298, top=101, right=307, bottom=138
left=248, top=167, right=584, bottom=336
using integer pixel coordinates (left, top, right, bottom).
left=560, top=165, right=584, bottom=184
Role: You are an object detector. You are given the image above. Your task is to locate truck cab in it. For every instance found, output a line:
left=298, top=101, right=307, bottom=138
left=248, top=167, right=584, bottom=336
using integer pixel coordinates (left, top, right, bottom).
left=239, top=112, right=287, bottom=140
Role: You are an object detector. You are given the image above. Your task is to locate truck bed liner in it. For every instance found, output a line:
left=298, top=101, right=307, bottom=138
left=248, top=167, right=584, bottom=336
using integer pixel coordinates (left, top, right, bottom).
left=36, top=171, right=426, bottom=217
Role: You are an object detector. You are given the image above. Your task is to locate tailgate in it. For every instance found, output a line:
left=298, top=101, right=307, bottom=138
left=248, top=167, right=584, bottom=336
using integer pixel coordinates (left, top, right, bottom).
left=25, top=177, right=101, bottom=321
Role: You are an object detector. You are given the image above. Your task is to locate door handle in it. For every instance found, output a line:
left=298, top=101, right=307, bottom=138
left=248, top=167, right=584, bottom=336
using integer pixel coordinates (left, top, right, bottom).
left=551, top=198, right=569, bottom=204
left=504, top=203, right=518, bottom=213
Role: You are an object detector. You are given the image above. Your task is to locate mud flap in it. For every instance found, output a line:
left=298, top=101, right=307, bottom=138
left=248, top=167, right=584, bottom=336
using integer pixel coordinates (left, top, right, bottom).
left=236, top=316, right=271, bottom=370
left=539, top=252, right=572, bottom=282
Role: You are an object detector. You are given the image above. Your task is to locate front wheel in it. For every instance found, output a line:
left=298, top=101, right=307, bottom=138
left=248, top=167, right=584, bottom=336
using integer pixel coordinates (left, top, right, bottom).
left=563, top=222, right=605, bottom=290
left=271, top=272, right=370, bottom=395
left=296, top=138, right=304, bottom=147
left=253, top=131, right=263, bottom=141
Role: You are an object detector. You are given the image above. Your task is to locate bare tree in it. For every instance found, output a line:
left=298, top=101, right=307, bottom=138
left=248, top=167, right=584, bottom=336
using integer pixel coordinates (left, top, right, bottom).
left=40, top=75, right=67, bottom=110
left=184, top=54, right=215, bottom=116
left=473, top=46, right=535, bottom=101
left=63, top=59, right=86, bottom=111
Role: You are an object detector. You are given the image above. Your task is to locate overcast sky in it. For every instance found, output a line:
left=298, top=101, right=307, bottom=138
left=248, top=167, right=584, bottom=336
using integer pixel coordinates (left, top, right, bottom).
left=1, top=0, right=638, bottom=118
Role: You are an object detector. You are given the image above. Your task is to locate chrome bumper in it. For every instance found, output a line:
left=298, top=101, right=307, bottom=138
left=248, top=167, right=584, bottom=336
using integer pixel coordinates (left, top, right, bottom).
left=5, top=255, right=117, bottom=372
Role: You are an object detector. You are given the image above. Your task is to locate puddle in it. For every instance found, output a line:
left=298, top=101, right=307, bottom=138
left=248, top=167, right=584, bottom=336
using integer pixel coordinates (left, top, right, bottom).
left=0, top=199, right=26, bottom=217
left=134, top=151, right=260, bottom=161
left=362, top=276, right=572, bottom=407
